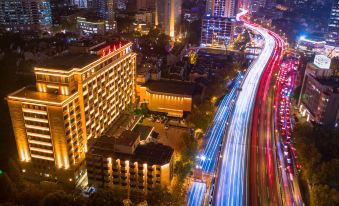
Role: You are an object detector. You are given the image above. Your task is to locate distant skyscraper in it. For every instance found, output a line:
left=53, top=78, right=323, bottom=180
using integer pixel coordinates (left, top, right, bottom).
left=327, top=0, right=339, bottom=47
left=0, top=0, right=52, bottom=31
left=89, top=0, right=116, bottom=32
left=206, top=0, right=239, bottom=17
left=155, top=0, right=182, bottom=38
left=116, top=0, right=127, bottom=10
left=201, top=0, right=238, bottom=49
left=70, top=0, right=88, bottom=8
left=136, top=0, right=155, bottom=10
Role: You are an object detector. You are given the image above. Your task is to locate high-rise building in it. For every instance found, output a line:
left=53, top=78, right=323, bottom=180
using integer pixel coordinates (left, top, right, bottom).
left=0, top=0, right=52, bottom=31
left=136, top=0, right=155, bottom=10
left=116, top=0, right=127, bottom=10
left=202, top=0, right=238, bottom=49
left=327, top=0, right=339, bottom=47
left=206, top=0, right=239, bottom=17
left=201, top=17, right=236, bottom=48
left=155, top=0, right=182, bottom=38
left=90, top=0, right=116, bottom=32
left=7, top=41, right=136, bottom=186
left=70, top=0, right=88, bottom=8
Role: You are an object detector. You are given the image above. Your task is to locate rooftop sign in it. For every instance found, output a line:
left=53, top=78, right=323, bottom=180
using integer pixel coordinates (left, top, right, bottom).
left=314, top=55, right=331, bottom=69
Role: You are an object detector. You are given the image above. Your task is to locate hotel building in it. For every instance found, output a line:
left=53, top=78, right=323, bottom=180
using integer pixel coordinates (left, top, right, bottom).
left=7, top=41, right=136, bottom=186
left=86, top=132, right=174, bottom=193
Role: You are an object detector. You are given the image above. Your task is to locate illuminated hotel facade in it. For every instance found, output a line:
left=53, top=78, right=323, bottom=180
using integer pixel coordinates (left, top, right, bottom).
left=7, top=41, right=136, bottom=186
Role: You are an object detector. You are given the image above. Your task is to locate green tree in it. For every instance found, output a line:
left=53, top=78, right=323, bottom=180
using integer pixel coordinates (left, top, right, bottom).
left=40, top=190, right=73, bottom=206
left=310, top=184, right=339, bottom=206
left=146, top=186, right=177, bottom=206
left=0, top=173, right=16, bottom=203
left=88, top=189, right=124, bottom=206
left=330, top=57, right=339, bottom=76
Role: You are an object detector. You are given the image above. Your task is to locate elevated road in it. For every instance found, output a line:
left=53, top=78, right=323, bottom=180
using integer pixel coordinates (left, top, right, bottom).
left=212, top=11, right=285, bottom=206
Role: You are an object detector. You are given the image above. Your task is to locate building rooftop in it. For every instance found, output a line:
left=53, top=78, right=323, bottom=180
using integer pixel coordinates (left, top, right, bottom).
left=133, top=143, right=173, bottom=165
left=144, top=80, right=196, bottom=96
left=116, top=130, right=140, bottom=147
left=132, top=124, right=153, bottom=141
left=37, top=53, right=99, bottom=71
left=88, top=136, right=173, bottom=166
left=7, top=86, right=72, bottom=104
left=105, top=114, right=142, bottom=138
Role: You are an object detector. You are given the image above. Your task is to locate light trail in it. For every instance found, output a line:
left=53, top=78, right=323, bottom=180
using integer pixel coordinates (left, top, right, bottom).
left=212, top=10, right=282, bottom=206
left=187, top=73, right=243, bottom=206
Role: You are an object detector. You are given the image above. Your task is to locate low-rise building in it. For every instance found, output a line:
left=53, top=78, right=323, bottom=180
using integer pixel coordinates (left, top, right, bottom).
left=86, top=133, right=174, bottom=193
left=76, top=17, right=116, bottom=35
left=137, top=80, right=195, bottom=117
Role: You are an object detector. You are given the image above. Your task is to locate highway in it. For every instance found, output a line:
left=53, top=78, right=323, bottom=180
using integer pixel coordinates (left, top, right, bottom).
left=187, top=72, right=243, bottom=206
left=212, top=11, right=284, bottom=206
left=250, top=29, right=285, bottom=206
left=274, top=55, right=304, bottom=206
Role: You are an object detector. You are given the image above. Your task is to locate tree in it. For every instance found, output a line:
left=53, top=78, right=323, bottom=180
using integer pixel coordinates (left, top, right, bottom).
left=330, top=57, right=339, bottom=76
left=40, top=190, right=73, bottom=206
left=146, top=186, right=174, bottom=206
left=0, top=173, right=16, bottom=203
left=88, top=189, right=124, bottom=206
left=310, top=185, right=339, bottom=206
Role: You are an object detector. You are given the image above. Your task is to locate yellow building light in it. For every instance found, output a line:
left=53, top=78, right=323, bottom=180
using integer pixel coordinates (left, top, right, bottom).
left=28, top=139, right=52, bottom=146
left=31, top=154, right=54, bottom=161
left=30, top=147, right=53, bottom=154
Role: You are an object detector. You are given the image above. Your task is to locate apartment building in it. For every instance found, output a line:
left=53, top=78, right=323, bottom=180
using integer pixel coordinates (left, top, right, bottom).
left=86, top=132, right=174, bottom=193
left=7, top=40, right=136, bottom=186
left=299, top=61, right=339, bottom=127
left=0, top=0, right=52, bottom=31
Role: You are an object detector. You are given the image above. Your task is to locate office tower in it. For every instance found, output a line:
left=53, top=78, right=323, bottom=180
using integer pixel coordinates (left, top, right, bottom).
left=327, top=0, right=339, bottom=47
left=200, top=17, right=236, bottom=48
left=70, top=0, right=88, bottom=8
left=201, top=0, right=238, bottom=49
left=0, top=0, right=52, bottom=31
left=90, top=0, right=116, bottom=32
left=206, top=0, right=239, bottom=17
left=7, top=41, right=136, bottom=186
left=116, top=0, right=127, bottom=10
left=136, top=0, right=155, bottom=10
left=155, top=0, right=182, bottom=38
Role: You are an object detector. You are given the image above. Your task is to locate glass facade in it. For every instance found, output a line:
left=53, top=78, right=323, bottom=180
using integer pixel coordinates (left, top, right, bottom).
left=327, top=0, right=339, bottom=47
left=0, top=0, right=52, bottom=31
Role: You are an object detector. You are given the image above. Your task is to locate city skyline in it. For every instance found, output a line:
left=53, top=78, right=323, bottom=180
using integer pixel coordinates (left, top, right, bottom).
left=0, top=0, right=338, bottom=205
